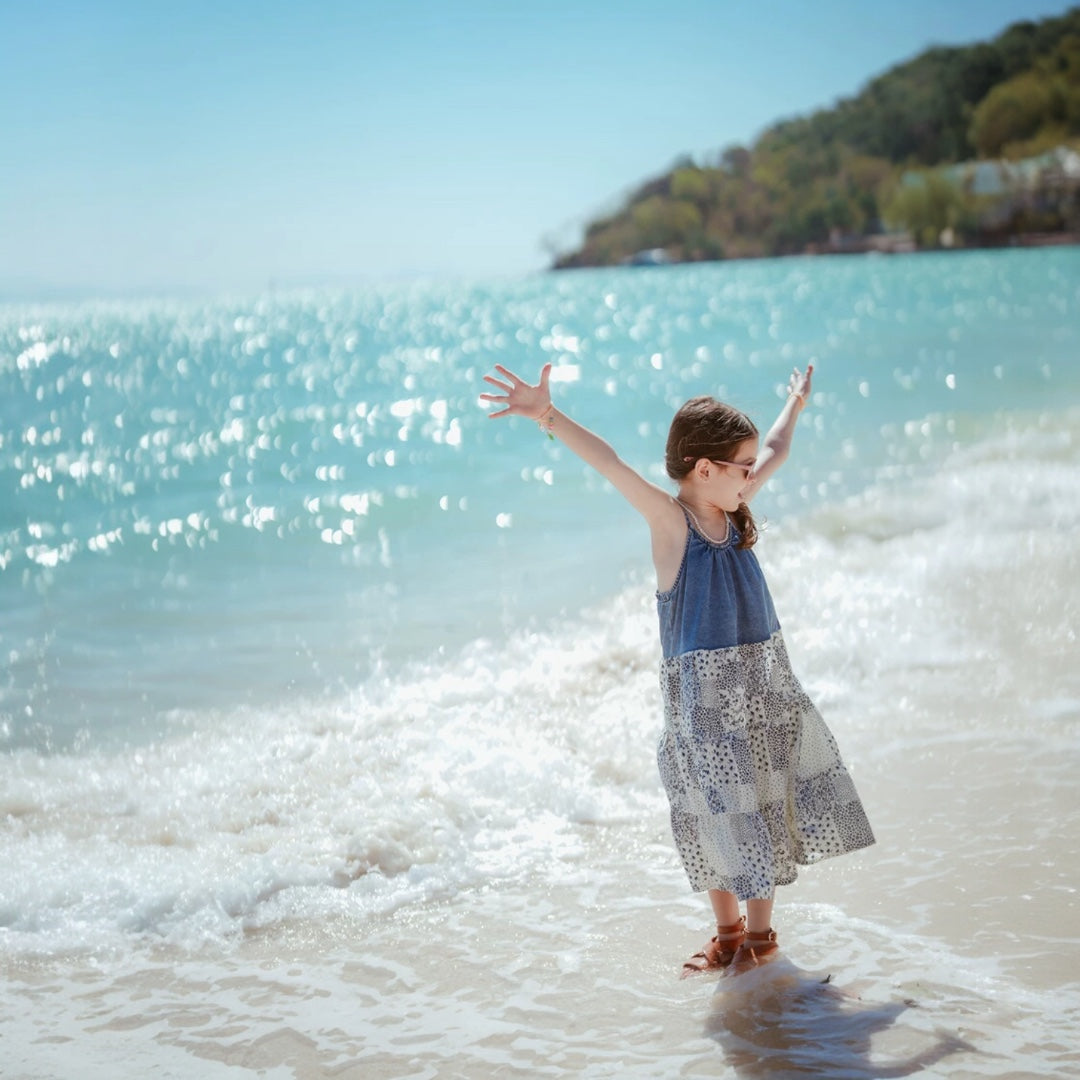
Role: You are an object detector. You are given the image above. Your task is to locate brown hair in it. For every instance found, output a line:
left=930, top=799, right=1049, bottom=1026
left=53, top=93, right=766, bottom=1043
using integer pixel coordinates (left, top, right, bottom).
left=664, top=396, right=759, bottom=549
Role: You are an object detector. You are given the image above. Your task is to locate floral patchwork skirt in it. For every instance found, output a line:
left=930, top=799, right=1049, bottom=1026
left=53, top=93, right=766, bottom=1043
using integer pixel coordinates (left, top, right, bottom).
left=658, top=630, right=875, bottom=900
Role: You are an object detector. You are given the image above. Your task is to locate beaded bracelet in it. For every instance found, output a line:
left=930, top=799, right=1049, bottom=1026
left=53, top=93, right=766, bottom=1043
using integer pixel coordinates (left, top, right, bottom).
left=789, top=390, right=807, bottom=410
left=536, top=403, right=556, bottom=439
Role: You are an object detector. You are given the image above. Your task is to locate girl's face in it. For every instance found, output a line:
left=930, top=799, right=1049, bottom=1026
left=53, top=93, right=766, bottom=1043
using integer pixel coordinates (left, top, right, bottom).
left=703, top=437, right=759, bottom=510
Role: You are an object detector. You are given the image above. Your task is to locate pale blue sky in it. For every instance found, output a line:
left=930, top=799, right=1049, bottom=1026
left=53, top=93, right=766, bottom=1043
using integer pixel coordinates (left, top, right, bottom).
left=1, top=1, right=1073, bottom=295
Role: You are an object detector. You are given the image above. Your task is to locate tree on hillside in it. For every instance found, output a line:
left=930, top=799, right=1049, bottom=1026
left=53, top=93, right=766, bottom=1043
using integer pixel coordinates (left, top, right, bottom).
left=882, top=173, right=980, bottom=247
left=970, top=70, right=1060, bottom=156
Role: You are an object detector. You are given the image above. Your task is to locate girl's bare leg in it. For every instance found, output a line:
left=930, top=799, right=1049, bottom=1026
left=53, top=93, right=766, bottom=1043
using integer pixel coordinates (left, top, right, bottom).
left=708, top=889, right=741, bottom=927
left=746, top=896, right=774, bottom=934
left=709, top=890, right=774, bottom=932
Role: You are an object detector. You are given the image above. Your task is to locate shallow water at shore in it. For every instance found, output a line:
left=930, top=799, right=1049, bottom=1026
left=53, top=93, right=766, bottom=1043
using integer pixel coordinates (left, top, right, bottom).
left=6, top=828, right=1078, bottom=1080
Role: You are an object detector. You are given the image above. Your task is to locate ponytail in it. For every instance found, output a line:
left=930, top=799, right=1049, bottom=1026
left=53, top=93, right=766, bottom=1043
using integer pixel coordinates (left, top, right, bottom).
left=731, top=502, right=758, bottom=550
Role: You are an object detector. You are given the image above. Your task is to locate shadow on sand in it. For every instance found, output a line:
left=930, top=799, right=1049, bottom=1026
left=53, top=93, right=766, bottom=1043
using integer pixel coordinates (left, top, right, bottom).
left=704, top=957, right=974, bottom=1079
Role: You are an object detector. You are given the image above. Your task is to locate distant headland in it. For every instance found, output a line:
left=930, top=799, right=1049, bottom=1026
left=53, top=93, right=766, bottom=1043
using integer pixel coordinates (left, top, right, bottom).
left=550, top=7, right=1080, bottom=268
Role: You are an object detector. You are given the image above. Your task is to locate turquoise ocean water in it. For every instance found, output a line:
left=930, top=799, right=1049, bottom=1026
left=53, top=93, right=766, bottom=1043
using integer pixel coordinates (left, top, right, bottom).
left=2, top=249, right=1079, bottom=1078
left=4, top=249, right=1076, bottom=752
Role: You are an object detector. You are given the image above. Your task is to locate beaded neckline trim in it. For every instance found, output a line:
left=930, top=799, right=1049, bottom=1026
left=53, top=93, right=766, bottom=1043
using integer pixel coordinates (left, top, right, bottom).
left=676, top=500, right=731, bottom=546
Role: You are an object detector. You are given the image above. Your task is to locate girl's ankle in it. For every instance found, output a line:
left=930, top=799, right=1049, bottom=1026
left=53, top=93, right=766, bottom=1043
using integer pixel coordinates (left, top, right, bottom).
left=714, top=916, right=745, bottom=939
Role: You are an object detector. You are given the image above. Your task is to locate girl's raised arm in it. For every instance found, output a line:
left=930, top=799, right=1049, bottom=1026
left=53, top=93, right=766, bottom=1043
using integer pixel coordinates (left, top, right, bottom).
left=481, top=363, right=681, bottom=535
left=740, top=364, right=813, bottom=503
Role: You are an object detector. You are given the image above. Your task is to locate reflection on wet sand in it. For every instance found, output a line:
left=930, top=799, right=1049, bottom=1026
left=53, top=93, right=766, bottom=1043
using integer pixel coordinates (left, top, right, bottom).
left=706, top=957, right=973, bottom=1079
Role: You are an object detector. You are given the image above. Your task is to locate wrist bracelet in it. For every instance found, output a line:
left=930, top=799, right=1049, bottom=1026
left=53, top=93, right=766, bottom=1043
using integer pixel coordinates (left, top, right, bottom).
left=536, top=403, right=556, bottom=439
left=789, top=390, right=807, bottom=410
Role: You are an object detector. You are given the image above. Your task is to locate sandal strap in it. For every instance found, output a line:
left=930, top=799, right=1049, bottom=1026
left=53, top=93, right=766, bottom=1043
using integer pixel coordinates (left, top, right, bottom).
left=712, top=917, right=746, bottom=942
left=745, top=928, right=777, bottom=944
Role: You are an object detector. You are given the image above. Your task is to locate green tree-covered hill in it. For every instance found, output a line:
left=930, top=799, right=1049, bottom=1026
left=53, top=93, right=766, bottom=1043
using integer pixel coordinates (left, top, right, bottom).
left=552, top=7, right=1080, bottom=268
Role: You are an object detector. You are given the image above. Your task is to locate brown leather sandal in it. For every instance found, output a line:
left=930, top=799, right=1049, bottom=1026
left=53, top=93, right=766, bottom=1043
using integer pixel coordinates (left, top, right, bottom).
left=680, top=917, right=746, bottom=978
left=727, top=928, right=779, bottom=975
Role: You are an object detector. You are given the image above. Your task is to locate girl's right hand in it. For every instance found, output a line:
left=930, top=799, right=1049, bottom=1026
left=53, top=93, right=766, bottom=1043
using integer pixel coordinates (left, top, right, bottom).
left=788, top=363, right=813, bottom=403
left=480, top=363, right=553, bottom=419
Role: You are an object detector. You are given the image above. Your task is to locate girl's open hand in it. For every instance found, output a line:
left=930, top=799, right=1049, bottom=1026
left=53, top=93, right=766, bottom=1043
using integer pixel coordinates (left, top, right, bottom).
left=788, top=363, right=813, bottom=402
left=481, top=363, right=552, bottom=419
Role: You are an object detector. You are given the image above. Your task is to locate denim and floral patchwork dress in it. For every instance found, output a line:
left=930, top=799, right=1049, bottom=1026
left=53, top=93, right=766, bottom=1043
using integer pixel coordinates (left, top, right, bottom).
left=656, top=510, right=875, bottom=900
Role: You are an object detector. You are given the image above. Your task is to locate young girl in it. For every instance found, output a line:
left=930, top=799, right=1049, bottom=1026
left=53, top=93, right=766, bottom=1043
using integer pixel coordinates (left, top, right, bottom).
left=481, top=361, right=875, bottom=977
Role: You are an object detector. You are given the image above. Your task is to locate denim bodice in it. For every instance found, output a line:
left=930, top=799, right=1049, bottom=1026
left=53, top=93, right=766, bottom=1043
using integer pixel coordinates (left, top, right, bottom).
left=656, top=515, right=780, bottom=660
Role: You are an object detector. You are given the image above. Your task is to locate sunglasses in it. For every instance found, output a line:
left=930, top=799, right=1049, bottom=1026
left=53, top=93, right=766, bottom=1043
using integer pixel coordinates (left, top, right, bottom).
left=684, top=456, right=756, bottom=477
